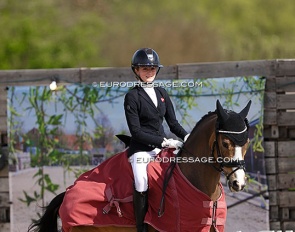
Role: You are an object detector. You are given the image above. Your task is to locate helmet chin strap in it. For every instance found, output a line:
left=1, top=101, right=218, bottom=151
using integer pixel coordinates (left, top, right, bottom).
left=136, top=75, right=145, bottom=83
left=132, top=67, right=143, bottom=82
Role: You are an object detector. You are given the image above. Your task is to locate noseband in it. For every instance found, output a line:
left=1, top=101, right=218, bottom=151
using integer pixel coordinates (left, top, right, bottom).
left=210, top=139, right=246, bottom=180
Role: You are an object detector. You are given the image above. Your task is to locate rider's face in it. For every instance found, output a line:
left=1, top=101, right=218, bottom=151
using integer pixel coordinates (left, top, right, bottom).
left=135, top=66, right=158, bottom=83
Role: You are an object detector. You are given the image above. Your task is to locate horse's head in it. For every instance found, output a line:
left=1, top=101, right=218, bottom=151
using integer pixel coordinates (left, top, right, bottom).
left=214, top=100, right=251, bottom=192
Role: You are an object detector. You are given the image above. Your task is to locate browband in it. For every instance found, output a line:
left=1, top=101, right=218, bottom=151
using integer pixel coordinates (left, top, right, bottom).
left=217, top=126, right=247, bottom=134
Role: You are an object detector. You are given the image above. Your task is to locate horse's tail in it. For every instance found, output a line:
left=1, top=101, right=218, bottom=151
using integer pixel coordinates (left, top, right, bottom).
left=27, top=191, right=65, bottom=232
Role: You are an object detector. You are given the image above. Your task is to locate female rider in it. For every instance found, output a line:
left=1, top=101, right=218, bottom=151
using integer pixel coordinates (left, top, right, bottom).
left=124, top=48, right=189, bottom=232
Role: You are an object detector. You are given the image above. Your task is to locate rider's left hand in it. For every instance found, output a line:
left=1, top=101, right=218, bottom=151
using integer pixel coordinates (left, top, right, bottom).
left=162, top=138, right=183, bottom=149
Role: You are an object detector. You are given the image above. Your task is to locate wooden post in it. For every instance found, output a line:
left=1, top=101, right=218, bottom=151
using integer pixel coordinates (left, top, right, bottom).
left=0, top=81, right=10, bottom=231
left=264, top=60, right=295, bottom=231
left=0, top=132, right=10, bottom=231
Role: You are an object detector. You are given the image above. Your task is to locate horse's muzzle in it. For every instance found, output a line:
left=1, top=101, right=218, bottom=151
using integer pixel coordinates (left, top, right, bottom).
left=228, top=175, right=247, bottom=192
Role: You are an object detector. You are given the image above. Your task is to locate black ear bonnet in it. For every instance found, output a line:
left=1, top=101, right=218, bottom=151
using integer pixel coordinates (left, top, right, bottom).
left=215, top=100, right=252, bottom=146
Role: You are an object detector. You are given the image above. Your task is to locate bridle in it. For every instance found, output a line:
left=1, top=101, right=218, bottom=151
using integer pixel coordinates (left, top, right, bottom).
left=210, top=136, right=246, bottom=181
left=209, top=118, right=248, bottom=180
left=180, top=121, right=248, bottom=180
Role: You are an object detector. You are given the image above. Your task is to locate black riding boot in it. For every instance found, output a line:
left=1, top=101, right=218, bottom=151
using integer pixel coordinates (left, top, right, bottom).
left=133, top=189, right=148, bottom=232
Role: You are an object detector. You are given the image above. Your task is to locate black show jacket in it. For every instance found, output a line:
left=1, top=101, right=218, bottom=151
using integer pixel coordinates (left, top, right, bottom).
left=124, top=86, right=187, bottom=156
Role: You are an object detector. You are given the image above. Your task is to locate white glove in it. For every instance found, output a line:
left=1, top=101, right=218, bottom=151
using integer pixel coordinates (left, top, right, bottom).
left=161, top=138, right=183, bottom=149
left=184, top=133, right=190, bottom=142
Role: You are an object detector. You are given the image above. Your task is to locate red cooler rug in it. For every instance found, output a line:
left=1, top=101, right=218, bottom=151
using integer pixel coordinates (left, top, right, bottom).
left=59, top=148, right=227, bottom=232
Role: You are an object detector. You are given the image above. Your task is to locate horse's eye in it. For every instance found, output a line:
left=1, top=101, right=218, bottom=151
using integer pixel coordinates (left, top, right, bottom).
left=222, top=141, right=229, bottom=149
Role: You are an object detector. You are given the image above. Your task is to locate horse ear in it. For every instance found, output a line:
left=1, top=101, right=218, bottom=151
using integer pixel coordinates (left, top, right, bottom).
left=216, top=100, right=229, bottom=121
left=239, top=100, right=252, bottom=119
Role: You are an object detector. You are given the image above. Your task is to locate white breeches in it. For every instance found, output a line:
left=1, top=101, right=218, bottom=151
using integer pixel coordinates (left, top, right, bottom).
left=129, top=148, right=161, bottom=192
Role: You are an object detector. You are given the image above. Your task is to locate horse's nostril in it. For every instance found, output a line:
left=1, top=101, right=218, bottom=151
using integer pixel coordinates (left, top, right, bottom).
left=232, top=180, right=239, bottom=188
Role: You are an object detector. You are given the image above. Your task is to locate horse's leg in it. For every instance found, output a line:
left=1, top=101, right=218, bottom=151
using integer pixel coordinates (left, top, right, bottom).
left=70, top=225, right=157, bottom=232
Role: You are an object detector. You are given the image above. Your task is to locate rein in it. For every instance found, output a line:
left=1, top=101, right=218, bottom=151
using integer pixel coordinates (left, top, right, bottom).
left=158, top=149, right=181, bottom=217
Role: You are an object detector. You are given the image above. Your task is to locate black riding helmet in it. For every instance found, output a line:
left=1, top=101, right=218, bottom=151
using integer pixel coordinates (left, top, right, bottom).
left=131, top=48, right=163, bottom=81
